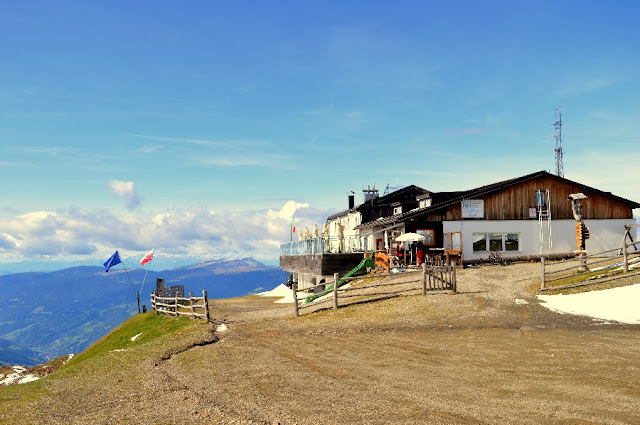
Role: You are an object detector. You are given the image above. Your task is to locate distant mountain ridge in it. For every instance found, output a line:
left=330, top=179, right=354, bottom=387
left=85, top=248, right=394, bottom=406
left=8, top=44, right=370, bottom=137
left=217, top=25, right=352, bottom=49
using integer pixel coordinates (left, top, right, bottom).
left=0, top=257, right=286, bottom=366
left=171, top=257, right=271, bottom=274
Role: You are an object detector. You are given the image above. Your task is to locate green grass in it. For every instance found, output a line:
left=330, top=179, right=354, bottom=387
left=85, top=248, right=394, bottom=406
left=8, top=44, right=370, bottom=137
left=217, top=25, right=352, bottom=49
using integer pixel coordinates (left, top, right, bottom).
left=60, top=313, right=196, bottom=370
left=0, top=312, right=206, bottom=409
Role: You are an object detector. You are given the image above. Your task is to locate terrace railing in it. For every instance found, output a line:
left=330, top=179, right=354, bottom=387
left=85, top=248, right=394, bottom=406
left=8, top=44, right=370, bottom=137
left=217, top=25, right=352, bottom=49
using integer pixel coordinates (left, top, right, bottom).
left=280, top=238, right=326, bottom=256
left=280, top=236, right=370, bottom=256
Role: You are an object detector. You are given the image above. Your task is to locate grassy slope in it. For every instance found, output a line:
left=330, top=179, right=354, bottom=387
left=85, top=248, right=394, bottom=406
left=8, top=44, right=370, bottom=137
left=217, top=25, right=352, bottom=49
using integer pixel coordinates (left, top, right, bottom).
left=0, top=312, right=210, bottom=424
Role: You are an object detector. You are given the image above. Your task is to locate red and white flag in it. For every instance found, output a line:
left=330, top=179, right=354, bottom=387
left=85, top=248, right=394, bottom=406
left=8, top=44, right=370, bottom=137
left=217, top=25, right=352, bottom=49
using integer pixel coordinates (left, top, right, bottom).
left=140, top=248, right=155, bottom=266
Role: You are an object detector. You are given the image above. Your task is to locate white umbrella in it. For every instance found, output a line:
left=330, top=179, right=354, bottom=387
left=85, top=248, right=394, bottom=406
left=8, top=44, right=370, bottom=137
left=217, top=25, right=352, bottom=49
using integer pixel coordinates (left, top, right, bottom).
left=396, top=233, right=425, bottom=266
left=396, top=232, right=425, bottom=242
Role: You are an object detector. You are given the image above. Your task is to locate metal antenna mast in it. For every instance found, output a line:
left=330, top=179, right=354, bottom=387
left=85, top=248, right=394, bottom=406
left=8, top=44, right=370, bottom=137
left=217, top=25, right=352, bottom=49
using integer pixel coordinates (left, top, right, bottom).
left=553, top=108, right=564, bottom=178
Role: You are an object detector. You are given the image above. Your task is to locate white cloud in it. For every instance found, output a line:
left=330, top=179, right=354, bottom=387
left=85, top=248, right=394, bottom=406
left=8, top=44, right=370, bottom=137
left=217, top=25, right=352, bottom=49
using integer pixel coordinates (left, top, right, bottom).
left=0, top=201, right=326, bottom=265
left=123, top=133, right=265, bottom=149
left=196, top=155, right=295, bottom=168
left=554, top=76, right=618, bottom=98
left=0, top=161, right=36, bottom=167
left=108, top=180, right=142, bottom=210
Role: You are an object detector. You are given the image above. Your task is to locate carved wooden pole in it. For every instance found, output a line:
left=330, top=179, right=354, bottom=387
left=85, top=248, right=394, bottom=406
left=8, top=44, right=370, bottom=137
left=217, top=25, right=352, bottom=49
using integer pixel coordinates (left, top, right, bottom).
left=540, top=257, right=546, bottom=289
left=451, top=260, right=457, bottom=293
left=203, top=290, right=210, bottom=322
left=421, top=263, right=427, bottom=295
left=189, top=292, right=195, bottom=319
left=333, top=272, right=339, bottom=310
left=292, top=283, right=299, bottom=317
left=622, top=229, right=629, bottom=273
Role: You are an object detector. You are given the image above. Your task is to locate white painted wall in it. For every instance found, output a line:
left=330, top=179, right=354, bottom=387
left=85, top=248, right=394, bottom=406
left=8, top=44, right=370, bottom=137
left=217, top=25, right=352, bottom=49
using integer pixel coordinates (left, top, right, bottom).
left=327, top=210, right=362, bottom=253
left=443, top=219, right=636, bottom=261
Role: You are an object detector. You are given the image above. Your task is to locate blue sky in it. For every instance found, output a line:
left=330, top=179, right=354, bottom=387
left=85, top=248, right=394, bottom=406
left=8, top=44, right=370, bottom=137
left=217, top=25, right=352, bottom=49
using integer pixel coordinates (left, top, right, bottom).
left=1, top=1, right=639, bottom=271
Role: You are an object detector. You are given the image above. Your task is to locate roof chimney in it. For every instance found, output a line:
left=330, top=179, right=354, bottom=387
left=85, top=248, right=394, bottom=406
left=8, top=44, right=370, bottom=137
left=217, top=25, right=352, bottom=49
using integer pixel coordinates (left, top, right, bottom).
left=348, top=192, right=355, bottom=210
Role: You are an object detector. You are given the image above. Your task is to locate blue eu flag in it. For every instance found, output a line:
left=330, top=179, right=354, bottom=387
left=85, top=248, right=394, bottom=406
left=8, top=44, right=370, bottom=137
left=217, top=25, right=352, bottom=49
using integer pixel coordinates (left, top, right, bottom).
left=104, top=250, right=122, bottom=272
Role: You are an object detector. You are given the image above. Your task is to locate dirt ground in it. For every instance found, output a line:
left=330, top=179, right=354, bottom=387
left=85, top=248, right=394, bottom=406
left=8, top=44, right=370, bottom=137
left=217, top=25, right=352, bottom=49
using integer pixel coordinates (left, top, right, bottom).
left=3, top=262, right=639, bottom=424
left=161, top=262, right=639, bottom=424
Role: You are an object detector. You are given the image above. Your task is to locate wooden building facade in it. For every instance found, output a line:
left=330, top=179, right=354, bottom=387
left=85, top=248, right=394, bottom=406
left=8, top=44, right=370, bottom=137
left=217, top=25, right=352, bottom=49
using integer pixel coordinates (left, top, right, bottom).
left=356, top=171, right=639, bottom=263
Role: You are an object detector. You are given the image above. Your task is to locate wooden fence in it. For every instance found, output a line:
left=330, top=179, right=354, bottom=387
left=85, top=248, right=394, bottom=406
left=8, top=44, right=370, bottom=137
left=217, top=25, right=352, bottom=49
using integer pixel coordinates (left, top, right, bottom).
left=151, top=290, right=211, bottom=321
left=292, top=261, right=457, bottom=316
left=540, top=238, right=640, bottom=292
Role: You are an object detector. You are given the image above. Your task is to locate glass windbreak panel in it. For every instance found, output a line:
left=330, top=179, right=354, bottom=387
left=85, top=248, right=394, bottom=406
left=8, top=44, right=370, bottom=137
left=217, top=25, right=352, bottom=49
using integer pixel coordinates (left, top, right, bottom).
left=505, top=234, right=519, bottom=251
left=489, top=234, right=503, bottom=251
left=472, top=234, right=487, bottom=252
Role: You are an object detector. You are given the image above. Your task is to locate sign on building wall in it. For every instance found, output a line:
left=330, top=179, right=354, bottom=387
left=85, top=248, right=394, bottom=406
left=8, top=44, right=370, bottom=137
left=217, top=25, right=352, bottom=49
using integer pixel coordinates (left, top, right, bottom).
left=461, top=199, right=484, bottom=218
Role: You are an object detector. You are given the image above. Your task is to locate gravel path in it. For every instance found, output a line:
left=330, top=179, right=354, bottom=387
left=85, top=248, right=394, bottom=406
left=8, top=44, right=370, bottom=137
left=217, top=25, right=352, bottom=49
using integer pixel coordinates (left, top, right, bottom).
left=2, top=262, right=638, bottom=424
left=160, top=262, right=640, bottom=424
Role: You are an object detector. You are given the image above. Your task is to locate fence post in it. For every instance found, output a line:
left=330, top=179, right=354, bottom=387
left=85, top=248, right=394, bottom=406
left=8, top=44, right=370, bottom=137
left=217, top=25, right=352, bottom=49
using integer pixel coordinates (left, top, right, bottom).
left=203, top=290, right=210, bottom=322
left=174, top=292, right=179, bottom=317
left=189, top=292, right=195, bottom=319
left=333, top=272, right=339, bottom=310
left=451, top=260, right=457, bottom=293
left=622, top=236, right=629, bottom=273
left=152, top=291, right=158, bottom=315
left=540, top=257, right=546, bottom=289
left=292, top=283, right=299, bottom=317
left=421, top=263, right=427, bottom=295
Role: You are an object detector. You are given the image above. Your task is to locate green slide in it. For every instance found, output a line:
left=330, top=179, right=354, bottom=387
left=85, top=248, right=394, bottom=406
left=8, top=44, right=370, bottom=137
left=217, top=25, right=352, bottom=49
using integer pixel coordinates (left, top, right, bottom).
left=304, top=256, right=375, bottom=303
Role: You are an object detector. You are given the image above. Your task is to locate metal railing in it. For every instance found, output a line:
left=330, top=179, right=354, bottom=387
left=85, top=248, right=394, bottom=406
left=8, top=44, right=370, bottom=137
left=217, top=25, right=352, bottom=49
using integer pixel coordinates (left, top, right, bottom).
left=280, top=238, right=326, bottom=255
left=280, top=236, right=368, bottom=256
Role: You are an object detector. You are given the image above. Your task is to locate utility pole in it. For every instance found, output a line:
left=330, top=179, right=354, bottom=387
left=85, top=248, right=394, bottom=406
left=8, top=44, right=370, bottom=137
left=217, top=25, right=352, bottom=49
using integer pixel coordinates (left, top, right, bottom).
left=554, top=108, right=564, bottom=178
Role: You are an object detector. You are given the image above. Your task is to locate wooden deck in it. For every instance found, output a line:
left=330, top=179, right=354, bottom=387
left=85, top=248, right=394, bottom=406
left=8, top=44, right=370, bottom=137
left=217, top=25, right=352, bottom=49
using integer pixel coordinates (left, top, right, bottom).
left=280, top=252, right=365, bottom=276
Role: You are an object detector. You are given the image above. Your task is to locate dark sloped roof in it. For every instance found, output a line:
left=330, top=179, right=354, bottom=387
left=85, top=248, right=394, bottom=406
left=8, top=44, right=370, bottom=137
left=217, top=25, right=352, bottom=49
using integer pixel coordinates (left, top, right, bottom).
left=327, top=207, right=358, bottom=221
left=327, top=184, right=429, bottom=220
left=356, top=170, right=640, bottom=229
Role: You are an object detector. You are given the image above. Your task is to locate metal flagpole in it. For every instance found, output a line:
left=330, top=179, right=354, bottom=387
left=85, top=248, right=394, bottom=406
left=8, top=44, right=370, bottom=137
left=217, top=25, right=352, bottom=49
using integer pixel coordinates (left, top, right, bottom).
left=119, top=255, right=140, bottom=313
left=138, top=248, right=155, bottom=314
left=140, top=248, right=154, bottom=294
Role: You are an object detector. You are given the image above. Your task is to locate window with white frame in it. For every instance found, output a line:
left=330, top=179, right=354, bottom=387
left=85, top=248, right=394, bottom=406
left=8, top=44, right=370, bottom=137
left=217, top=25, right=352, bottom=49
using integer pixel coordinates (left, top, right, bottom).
left=419, top=197, right=432, bottom=208
left=472, top=233, right=520, bottom=252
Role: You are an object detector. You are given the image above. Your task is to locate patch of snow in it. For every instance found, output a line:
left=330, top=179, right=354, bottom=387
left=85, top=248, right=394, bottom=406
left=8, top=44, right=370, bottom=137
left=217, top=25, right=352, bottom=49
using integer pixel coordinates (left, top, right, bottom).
left=130, top=332, right=142, bottom=342
left=257, top=281, right=356, bottom=305
left=590, top=256, right=640, bottom=272
left=17, top=374, right=40, bottom=384
left=514, top=299, right=529, bottom=305
left=1, top=373, right=19, bottom=386
left=63, top=354, right=74, bottom=364
left=257, top=284, right=296, bottom=304
left=257, top=284, right=291, bottom=298
left=538, top=283, right=640, bottom=325
left=216, top=323, right=228, bottom=333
